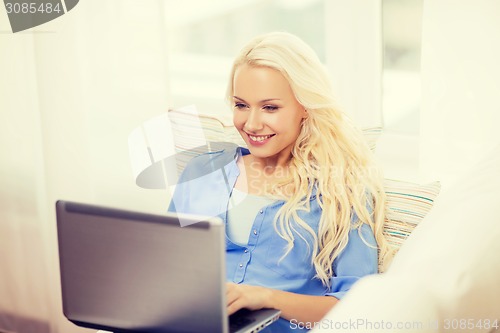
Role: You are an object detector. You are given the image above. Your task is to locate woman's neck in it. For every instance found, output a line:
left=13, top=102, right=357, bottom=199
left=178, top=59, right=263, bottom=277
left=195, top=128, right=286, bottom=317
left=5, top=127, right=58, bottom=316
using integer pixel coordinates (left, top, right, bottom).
left=235, top=154, right=293, bottom=196
left=243, top=154, right=291, bottom=177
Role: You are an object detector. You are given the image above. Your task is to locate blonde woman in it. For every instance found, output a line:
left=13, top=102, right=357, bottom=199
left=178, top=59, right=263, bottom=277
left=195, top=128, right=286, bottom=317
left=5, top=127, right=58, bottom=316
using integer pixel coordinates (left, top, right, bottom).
left=169, top=32, right=390, bottom=332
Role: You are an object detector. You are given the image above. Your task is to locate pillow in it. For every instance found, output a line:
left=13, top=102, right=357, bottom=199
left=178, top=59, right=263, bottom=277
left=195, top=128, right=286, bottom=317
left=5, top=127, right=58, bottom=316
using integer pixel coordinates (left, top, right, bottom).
left=167, top=106, right=245, bottom=175
left=168, top=105, right=382, bottom=174
left=360, top=126, right=382, bottom=151
left=383, top=179, right=441, bottom=250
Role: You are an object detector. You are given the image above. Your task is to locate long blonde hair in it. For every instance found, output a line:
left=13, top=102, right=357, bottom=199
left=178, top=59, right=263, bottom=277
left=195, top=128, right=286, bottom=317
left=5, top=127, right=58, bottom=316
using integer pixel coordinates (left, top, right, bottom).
left=227, top=32, right=392, bottom=286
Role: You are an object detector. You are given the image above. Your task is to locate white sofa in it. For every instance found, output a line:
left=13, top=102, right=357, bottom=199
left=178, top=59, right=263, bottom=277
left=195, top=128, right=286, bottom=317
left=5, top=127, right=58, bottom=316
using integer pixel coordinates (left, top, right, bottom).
left=311, top=144, right=500, bottom=333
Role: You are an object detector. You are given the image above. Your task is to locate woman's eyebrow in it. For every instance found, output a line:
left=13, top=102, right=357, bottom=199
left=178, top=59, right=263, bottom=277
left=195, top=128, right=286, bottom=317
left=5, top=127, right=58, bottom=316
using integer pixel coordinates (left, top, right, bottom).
left=233, top=96, right=281, bottom=103
left=233, top=96, right=247, bottom=103
left=260, top=98, right=281, bottom=103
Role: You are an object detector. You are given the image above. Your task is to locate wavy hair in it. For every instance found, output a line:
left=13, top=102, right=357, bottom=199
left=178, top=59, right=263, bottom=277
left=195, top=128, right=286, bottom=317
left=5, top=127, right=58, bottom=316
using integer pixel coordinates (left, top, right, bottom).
left=226, top=32, right=393, bottom=286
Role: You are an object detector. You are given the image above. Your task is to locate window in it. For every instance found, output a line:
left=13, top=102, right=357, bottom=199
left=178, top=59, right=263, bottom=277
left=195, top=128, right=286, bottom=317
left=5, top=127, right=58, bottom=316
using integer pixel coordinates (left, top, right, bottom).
left=164, top=0, right=326, bottom=116
left=382, top=0, right=423, bottom=135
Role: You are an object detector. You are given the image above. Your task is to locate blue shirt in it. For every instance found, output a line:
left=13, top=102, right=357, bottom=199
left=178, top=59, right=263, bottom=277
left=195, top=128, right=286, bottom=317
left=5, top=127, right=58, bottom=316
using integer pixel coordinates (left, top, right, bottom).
left=168, top=147, right=378, bottom=332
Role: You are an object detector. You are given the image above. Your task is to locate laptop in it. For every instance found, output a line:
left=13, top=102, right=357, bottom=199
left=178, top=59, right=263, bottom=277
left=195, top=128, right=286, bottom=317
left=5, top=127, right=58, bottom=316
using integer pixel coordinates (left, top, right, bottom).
left=56, top=200, right=281, bottom=333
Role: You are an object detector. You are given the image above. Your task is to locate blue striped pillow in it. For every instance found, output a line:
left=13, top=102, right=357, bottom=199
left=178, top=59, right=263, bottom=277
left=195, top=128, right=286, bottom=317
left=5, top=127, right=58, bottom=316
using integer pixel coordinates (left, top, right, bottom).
left=384, top=179, right=441, bottom=249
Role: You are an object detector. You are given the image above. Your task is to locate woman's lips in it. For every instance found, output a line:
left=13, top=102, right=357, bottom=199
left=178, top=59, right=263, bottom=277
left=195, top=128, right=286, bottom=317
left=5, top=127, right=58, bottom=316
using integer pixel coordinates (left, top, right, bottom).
left=246, top=133, right=276, bottom=146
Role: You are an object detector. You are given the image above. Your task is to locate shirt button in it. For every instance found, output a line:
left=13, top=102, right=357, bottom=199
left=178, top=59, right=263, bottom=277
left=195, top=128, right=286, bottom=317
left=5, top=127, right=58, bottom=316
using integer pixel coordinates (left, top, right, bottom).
left=244, top=249, right=249, bottom=253
left=253, top=229, right=257, bottom=235
left=259, top=209, right=263, bottom=214
left=239, top=263, right=243, bottom=268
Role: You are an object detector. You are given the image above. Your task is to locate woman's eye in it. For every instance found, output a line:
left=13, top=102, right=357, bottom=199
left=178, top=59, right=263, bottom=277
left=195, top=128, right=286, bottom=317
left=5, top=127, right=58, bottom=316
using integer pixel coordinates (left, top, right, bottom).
left=263, top=105, right=279, bottom=112
left=234, top=103, right=247, bottom=110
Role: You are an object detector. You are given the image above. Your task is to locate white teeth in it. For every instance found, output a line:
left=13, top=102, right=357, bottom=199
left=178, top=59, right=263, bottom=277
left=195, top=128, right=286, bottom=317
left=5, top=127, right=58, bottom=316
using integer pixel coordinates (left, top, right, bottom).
left=249, top=134, right=273, bottom=142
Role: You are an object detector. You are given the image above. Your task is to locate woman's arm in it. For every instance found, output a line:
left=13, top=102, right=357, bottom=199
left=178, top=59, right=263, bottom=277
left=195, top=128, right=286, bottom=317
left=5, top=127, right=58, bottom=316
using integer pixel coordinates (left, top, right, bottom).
left=226, top=282, right=338, bottom=324
left=226, top=224, right=378, bottom=324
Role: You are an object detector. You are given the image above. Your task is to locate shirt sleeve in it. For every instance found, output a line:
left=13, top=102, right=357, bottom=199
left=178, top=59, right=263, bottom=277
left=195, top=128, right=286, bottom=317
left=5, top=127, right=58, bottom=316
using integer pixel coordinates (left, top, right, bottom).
left=325, top=223, right=378, bottom=300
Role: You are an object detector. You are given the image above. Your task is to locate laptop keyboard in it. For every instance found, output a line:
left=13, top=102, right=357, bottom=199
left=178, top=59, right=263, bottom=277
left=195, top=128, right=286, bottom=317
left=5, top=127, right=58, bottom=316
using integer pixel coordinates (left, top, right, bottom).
left=229, top=309, right=257, bottom=333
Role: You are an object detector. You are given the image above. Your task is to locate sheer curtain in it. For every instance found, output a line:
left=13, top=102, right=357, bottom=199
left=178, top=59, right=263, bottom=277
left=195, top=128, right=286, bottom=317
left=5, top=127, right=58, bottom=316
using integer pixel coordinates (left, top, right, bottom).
left=0, top=1, right=171, bottom=332
left=325, top=0, right=382, bottom=129
left=419, top=0, right=500, bottom=189
left=1, top=1, right=386, bottom=332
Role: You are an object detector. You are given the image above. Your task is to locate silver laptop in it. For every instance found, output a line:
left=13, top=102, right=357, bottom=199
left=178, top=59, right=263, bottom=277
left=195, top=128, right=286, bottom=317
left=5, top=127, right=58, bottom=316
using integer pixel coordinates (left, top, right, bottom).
left=56, top=200, right=280, bottom=333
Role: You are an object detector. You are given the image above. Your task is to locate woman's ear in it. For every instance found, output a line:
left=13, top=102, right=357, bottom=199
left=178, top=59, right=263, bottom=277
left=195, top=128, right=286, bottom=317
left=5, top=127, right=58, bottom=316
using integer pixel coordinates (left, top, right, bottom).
left=301, top=110, right=309, bottom=125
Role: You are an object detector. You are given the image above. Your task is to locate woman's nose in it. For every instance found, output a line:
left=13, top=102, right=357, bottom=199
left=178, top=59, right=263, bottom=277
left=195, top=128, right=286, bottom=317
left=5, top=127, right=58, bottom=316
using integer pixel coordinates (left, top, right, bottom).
left=244, top=109, right=264, bottom=132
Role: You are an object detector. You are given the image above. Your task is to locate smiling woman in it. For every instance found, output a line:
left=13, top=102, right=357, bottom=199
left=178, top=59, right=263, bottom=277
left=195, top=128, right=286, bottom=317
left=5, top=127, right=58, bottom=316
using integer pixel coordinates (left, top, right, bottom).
left=232, top=65, right=307, bottom=173
left=168, top=32, right=391, bottom=333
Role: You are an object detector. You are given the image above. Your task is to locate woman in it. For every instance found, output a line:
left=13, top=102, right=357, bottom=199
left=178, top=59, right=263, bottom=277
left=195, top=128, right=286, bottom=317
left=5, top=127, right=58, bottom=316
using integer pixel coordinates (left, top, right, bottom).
left=169, top=32, right=390, bottom=332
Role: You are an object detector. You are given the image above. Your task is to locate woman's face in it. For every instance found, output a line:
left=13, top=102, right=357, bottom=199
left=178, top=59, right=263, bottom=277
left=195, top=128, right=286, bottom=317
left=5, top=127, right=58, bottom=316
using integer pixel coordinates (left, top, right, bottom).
left=232, top=64, right=307, bottom=163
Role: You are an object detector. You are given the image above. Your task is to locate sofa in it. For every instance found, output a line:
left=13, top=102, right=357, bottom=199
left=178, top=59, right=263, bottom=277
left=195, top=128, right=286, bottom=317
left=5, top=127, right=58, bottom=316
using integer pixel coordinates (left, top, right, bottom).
left=311, top=144, right=500, bottom=332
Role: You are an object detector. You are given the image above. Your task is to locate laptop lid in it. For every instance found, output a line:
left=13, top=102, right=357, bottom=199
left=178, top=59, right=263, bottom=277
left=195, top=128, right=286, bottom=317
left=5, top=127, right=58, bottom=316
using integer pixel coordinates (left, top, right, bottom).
left=56, top=200, right=280, bottom=333
left=57, top=200, right=230, bottom=333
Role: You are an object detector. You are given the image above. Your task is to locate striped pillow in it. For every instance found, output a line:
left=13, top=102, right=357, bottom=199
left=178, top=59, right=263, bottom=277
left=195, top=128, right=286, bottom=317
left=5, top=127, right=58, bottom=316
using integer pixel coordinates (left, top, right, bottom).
left=383, top=179, right=441, bottom=249
left=168, top=106, right=246, bottom=175
left=168, top=106, right=381, bottom=173
left=361, top=126, right=383, bottom=151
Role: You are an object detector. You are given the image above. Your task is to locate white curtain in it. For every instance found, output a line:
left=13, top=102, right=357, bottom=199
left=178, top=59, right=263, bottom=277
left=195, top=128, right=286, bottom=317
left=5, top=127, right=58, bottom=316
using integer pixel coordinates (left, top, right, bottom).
left=419, top=0, right=500, bottom=189
left=325, top=0, right=382, bottom=129
left=0, top=1, right=171, bottom=332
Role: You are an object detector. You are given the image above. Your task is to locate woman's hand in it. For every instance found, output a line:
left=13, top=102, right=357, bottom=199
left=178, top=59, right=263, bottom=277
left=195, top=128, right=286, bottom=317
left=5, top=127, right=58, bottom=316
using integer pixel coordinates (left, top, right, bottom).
left=226, top=282, right=274, bottom=315
left=226, top=282, right=338, bottom=323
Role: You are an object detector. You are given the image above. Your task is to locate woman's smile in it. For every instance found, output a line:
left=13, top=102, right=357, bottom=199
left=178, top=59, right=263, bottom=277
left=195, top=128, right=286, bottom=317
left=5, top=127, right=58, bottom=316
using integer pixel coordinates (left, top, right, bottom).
left=246, top=133, right=276, bottom=145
